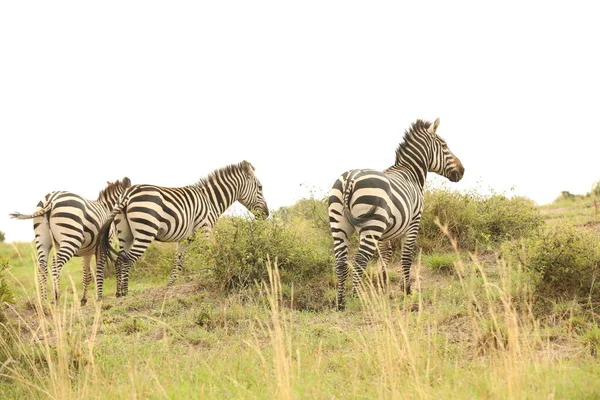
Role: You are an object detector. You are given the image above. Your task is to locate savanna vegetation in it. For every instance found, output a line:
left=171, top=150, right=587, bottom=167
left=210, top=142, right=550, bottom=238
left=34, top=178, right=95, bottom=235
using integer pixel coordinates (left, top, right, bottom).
left=1, top=182, right=600, bottom=399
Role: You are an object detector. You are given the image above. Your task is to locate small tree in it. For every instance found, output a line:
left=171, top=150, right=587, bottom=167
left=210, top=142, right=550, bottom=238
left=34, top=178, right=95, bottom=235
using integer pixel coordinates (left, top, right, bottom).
left=0, top=231, right=5, bottom=242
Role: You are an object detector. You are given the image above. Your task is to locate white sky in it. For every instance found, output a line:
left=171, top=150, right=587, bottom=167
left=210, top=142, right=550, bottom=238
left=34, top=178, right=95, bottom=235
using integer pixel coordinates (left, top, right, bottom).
left=1, top=2, right=599, bottom=242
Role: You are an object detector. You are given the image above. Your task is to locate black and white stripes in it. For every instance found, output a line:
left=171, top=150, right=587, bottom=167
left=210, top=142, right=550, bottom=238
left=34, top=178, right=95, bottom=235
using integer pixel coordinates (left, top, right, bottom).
left=328, top=118, right=464, bottom=309
left=97, top=161, right=268, bottom=299
left=10, top=178, right=131, bottom=304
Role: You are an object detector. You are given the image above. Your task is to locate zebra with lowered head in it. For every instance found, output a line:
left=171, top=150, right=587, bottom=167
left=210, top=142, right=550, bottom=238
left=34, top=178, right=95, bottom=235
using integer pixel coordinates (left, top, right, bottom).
left=97, top=160, right=269, bottom=299
left=328, top=118, right=464, bottom=309
left=10, top=177, right=131, bottom=304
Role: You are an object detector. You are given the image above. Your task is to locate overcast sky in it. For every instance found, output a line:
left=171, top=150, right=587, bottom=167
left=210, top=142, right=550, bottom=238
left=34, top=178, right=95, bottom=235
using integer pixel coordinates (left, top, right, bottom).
left=1, top=2, right=599, bottom=242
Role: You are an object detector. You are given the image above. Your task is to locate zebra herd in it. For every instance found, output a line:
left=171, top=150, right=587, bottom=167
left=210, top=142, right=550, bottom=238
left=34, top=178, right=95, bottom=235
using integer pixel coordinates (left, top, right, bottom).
left=10, top=118, right=463, bottom=310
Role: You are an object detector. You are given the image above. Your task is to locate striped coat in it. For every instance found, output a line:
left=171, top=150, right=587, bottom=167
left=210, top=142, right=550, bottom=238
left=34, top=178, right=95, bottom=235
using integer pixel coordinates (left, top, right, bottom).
left=10, top=178, right=131, bottom=304
left=328, top=118, right=464, bottom=309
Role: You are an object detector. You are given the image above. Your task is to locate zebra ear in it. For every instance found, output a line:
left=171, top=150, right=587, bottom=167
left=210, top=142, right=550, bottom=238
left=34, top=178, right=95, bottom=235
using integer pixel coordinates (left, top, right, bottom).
left=428, top=118, right=440, bottom=134
left=122, top=177, right=132, bottom=188
left=241, top=160, right=255, bottom=175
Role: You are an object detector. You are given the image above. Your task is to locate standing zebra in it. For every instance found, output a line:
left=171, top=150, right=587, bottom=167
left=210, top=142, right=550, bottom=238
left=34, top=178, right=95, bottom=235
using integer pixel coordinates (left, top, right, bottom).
left=97, top=160, right=269, bottom=299
left=10, top=177, right=131, bottom=304
left=328, top=118, right=464, bottom=309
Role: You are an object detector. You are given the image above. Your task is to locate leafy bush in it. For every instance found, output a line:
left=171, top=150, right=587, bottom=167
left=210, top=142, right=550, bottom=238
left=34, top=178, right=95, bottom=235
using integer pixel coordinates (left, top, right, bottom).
left=186, top=212, right=334, bottom=302
left=0, top=231, right=5, bottom=242
left=0, top=256, right=15, bottom=323
left=131, top=242, right=177, bottom=281
left=275, top=197, right=329, bottom=237
left=419, top=189, right=480, bottom=251
left=502, top=223, right=600, bottom=312
left=419, top=188, right=543, bottom=252
left=422, top=253, right=457, bottom=274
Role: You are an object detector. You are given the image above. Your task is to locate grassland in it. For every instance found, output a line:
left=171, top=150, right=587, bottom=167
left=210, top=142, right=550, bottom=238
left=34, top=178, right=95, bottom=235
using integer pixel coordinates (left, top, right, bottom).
left=1, top=197, right=600, bottom=399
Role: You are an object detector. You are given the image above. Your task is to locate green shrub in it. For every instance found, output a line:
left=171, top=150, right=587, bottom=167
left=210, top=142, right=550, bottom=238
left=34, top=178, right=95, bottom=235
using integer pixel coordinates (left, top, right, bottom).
left=275, top=197, right=329, bottom=236
left=581, top=326, right=600, bottom=357
left=186, top=214, right=334, bottom=297
left=478, top=195, right=543, bottom=243
left=422, top=253, right=457, bottom=274
left=419, top=189, right=480, bottom=251
left=131, top=242, right=177, bottom=281
left=502, top=223, right=600, bottom=312
left=0, top=256, right=15, bottom=323
left=419, top=188, right=543, bottom=252
left=0, top=231, right=5, bottom=243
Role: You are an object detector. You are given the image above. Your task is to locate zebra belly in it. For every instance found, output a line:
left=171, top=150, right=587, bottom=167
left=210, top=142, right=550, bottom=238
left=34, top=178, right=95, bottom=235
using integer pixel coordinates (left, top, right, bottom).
left=381, top=218, right=411, bottom=241
left=155, top=223, right=194, bottom=243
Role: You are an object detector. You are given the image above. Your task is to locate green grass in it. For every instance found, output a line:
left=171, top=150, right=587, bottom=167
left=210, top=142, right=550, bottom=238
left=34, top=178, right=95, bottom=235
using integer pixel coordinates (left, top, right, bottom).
left=2, top=241, right=600, bottom=399
left=540, top=194, right=600, bottom=228
left=422, top=253, right=458, bottom=274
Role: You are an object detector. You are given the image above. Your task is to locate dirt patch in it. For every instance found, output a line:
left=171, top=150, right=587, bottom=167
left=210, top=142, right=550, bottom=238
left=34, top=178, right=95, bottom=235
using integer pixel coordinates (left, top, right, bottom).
left=539, top=207, right=569, bottom=215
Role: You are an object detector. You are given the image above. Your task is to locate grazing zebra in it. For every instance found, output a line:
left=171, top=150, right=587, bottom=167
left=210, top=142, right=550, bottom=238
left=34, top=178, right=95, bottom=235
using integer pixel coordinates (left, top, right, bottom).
left=328, top=118, right=464, bottom=309
left=97, top=160, right=269, bottom=299
left=10, top=177, right=131, bottom=304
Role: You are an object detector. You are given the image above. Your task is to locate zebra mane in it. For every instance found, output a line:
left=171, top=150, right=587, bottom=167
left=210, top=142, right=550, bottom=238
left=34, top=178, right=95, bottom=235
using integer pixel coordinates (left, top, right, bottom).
left=394, top=119, right=433, bottom=165
left=97, top=177, right=131, bottom=201
left=194, top=161, right=255, bottom=188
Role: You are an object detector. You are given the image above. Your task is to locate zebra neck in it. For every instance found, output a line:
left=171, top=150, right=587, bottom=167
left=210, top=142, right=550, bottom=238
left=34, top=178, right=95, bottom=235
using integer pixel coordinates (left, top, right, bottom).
left=201, top=180, right=239, bottom=219
left=388, top=163, right=427, bottom=188
left=98, top=197, right=115, bottom=212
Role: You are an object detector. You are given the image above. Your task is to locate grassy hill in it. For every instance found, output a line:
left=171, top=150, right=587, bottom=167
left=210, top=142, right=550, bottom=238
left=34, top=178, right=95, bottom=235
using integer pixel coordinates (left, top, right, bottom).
left=1, top=190, right=600, bottom=399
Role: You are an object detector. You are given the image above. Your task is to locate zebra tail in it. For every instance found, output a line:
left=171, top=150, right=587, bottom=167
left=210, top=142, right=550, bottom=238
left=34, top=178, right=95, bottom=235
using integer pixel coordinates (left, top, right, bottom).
left=98, top=208, right=121, bottom=264
left=346, top=203, right=380, bottom=227
left=341, top=177, right=380, bottom=228
left=9, top=203, right=52, bottom=220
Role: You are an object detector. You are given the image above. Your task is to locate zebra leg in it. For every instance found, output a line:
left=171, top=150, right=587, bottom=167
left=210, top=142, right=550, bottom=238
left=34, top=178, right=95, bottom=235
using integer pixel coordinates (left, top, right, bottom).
left=333, top=235, right=351, bottom=311
left=167, top=241, right=189, bottom=286
left=399, top=221, right=420, bottom=295
left=352, top=232, right=381, bottom=297
left=116, top=247, right=145, bottom=297
left=113, top=216, right=135, bottom=298
left=80, top=255, right=92, bottom=306
left=115, top=251, right=132, bottom=297
left=379, top=240, right=393, bottom=288
left=329, top=198, right=354, bottom=311
left=95, top=249, right=108, bottom=301
left=34, top=238, right=52, bottom=301
left=33, top=213, right=52, bottom=300
left=51, top=247, right=77, bottom=302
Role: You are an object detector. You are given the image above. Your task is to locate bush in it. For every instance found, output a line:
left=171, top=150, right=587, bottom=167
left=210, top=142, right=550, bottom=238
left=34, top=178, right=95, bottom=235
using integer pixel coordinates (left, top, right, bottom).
left=419, top=188, right=543, bottom=252
left=502, top=223, right=600, bottom=312
left=0, top=256, right=15, bottom=323
left=186, top=212, right=334, bottom=303
left=419, top=189, right=479, bottom=252
left=0, top=231, right=5, bottom=242
left=275, top=197, right=329, bottom=236
left=131, top=242, right=177, bottom=281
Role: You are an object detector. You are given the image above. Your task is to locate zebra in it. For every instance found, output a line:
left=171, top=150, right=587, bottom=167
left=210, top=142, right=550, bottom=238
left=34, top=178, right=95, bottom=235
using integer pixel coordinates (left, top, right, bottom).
left=97, top=160, right=269, bottom=299
left=328, top=118, right=464, bottom=309
left=10, top=177, right=131, bottom=304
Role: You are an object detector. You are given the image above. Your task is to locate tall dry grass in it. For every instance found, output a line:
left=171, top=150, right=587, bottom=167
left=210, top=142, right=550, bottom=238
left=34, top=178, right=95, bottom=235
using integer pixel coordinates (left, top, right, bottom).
left=0, top=276, right=102, bottom=399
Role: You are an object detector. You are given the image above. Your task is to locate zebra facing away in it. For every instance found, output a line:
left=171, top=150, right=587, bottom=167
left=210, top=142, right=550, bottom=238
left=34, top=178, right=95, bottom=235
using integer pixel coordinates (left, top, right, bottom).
left=97, top=160, right=269, bottom=299
left=10, top=177, right=131, bottom=304
left=328, top=118, right=464, bottom=310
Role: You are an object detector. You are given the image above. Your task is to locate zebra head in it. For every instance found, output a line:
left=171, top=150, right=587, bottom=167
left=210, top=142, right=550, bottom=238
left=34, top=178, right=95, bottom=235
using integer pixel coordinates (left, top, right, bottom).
left=238, top=161, right=269, bottom=219
left=98, top=177, right=132, bottom=209
left=426, top=118, right=464, bottom=182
